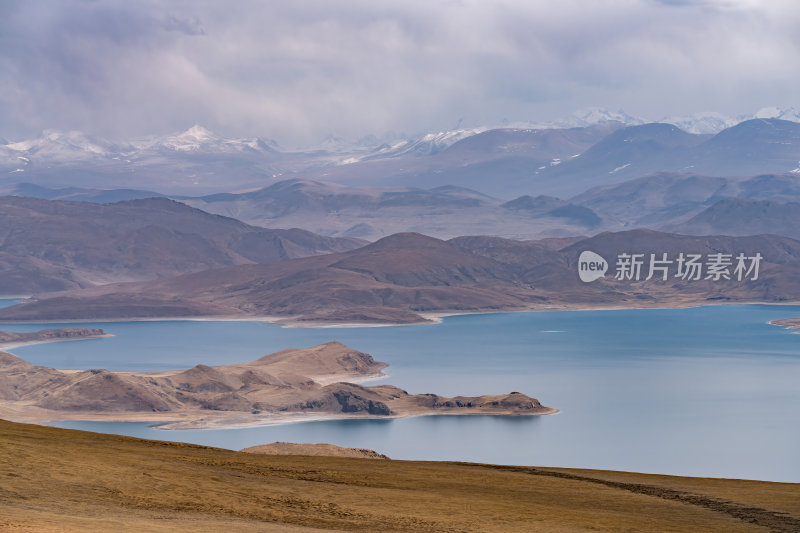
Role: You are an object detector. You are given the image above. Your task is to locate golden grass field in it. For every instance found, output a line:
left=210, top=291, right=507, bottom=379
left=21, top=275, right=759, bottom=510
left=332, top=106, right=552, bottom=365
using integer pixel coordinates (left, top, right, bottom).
left=1, top=419, right=799, bottom=532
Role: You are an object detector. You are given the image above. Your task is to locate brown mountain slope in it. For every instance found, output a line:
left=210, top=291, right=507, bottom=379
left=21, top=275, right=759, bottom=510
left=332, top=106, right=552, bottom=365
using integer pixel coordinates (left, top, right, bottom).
left=0, top=196, right=364, bottom=293
left=3, top=230, right=800, bottom=324
left=183, top=177, right=615, bottom=241
left=0, top=232, right=529, bottom=322
left=0, top=342, right=555, bottom=428
left=667, top=198, right=800, bottom=239
left=2, top=419, right=799, bottom=532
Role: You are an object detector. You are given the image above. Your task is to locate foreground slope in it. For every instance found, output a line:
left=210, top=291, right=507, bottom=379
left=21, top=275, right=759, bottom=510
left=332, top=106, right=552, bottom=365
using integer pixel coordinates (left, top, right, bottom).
left=1, top=419, right=799, bottom=532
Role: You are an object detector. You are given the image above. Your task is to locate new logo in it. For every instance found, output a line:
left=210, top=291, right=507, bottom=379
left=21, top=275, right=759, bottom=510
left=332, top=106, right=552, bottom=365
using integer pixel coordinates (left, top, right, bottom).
left=578, top=251, right=608, bottom=283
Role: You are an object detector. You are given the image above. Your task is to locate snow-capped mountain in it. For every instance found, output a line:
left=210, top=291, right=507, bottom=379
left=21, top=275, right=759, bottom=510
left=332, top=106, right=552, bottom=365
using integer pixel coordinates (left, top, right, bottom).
left=362, top=128, right=486, bottom=160
left=752, top=106, right=800, bottom=122
left=1, top=130, right=122, bottom=162
left=544, top=107, right=646, bottom=129
left=132, top=125, right=276, bottom=154
left=0, top=126, right=293, bottom=193
left=660, top=112, right=736, bottom=134
left=3, top=110, right=798, bottom=195
left=532, top=106, right=800, bottom=135
left=661, top=107, right=800, bottom=134
left=0, top=125, right=277, bottom=165
left=552, top=107, right=799, bottom=135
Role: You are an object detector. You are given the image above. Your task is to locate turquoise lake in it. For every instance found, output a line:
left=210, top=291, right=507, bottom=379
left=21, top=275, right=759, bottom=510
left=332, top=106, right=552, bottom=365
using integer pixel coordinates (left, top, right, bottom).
left=2, top=303, right=799, bottom=482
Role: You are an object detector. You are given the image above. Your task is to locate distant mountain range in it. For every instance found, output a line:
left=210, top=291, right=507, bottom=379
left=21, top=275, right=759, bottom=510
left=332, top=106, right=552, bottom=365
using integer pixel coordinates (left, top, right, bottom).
left=7, top=168, right=800, bottom=243
left=0, top=126, right=324, bottom=195
left=3, top=111, right=800, bottom=308
left=3, top=109, right=799, bottom=198
left=176, top=179, right=610, bottom=241
left=526, top=119, right=800, bottom=197
left=3, top=230, right=800, bottom=324
left=571, top=171, right=800, bottom=226
left=0, top=196, right=363, bottom=294
left=667, top=198, right=800, bottom=240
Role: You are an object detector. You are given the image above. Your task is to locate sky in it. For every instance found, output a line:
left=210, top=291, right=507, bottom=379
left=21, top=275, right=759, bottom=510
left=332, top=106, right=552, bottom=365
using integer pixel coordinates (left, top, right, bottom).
left=1, top=0, right=799, bottom=147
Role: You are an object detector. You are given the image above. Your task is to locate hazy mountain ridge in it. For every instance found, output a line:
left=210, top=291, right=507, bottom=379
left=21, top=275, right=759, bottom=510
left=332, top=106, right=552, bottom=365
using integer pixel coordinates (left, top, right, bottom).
left=172, top=171, right=800, bottom=242
left=571, top=171, right=800, bottom=229
left=4, top=114, right=799, bottom=198
left=4, top=230, right=800, bottom=324
left=179, top=178, right=611, bottom=241
left=529, top=119, right=800, bottom=197
left=667, top=198, right=800, bottom=240
left=0, top=196, right=364, bottom=293
left=10, top=170, right=800, bottom=244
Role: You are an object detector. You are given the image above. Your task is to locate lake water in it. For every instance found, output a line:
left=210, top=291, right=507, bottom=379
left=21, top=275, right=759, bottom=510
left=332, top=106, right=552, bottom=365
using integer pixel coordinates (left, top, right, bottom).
left=2, top=303, right=799, bottom=482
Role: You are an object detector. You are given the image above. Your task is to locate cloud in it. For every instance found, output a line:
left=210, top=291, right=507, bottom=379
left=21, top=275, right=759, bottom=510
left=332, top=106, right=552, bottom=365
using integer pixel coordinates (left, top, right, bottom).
left=0, top=0, right=798, bottom=146
left=162, top=15, right=205, bottom=36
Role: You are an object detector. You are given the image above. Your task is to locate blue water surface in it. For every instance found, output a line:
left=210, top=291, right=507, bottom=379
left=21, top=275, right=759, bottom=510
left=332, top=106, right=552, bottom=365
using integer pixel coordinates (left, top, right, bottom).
left=3, top=304, right=799, bottom=482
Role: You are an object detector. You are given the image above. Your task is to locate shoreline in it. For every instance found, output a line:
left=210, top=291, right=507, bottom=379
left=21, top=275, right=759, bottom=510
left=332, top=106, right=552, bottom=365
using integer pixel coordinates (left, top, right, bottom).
left=0, top=333, right=114, bottom=351
left=158, top=406, right=562, bottom=430
left=3, top=300, right=800, bottom=329
left=6, top=406, right=561, bottom=432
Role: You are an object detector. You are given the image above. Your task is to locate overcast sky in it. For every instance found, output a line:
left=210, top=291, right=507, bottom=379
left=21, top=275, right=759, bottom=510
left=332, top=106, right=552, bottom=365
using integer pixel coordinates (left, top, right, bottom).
left=1, top=0, right=798, bottom=146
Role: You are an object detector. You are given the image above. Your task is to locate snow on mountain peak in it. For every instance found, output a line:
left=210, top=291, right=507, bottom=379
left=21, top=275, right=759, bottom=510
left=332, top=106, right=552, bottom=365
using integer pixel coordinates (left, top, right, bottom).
left=183, top=125, right=215, bottom=140
left=658, top=108, right=800, bottom=134
left=753, top=106, right=800, bottom=122
left=528, top=107, right=646, bottom=130
left=661, top=112, right=736, bottom=134
left=160, top=125, right=221, bottom=151
left=754, top=107, right=782, bottom=119
left=335, top=127, right=485, bottom=163
left=3, top=129, right=111, bottom=157
left=569, top=107, right=645, bottom=126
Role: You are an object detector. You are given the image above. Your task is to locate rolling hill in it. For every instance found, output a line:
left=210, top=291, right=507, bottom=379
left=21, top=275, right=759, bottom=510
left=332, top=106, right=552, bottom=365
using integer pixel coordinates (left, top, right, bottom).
left=0, top=196, right=364, bottom=293
left=4, top=419, right=798, bottom=532
left=4, top=230, right=800, bottom=324
left=667, top=198, right=800, bottom=239
left=531, top=119, right=800, bottom=197
left=181, top=178, right=612, bottom=241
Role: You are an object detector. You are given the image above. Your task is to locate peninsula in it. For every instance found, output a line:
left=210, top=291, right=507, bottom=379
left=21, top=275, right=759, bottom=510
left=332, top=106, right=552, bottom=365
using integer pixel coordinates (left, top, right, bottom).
left=770, top=317, right=800, bottom=330
left=0, top=341, right=556, bottom=428
left=0, top=328, right=111, bottom=349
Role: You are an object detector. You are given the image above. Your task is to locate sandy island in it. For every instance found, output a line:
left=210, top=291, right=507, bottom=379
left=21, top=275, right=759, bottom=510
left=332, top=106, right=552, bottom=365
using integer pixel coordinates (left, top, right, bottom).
left=0, top=327, right=113, bottom=350
left=0, top=341, right=557, bottom=429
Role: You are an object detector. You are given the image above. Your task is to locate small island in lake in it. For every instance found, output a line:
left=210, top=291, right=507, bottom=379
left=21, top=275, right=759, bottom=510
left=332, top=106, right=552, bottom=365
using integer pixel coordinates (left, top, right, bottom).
left=241, top=442, right=391, bottom=459
left=770, top=317, right=800, bottom=330
left=0, top=328, right=111, bottom=348
left=0, top=341, right=556, bottom=429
